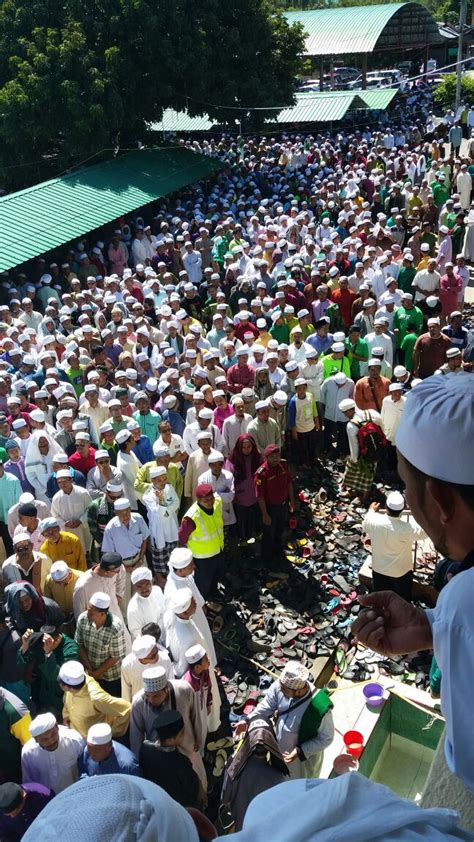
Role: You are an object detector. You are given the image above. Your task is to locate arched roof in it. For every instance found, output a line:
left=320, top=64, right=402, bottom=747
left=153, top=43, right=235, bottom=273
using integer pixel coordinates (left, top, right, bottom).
left=285, top=3, right=443, bottom=56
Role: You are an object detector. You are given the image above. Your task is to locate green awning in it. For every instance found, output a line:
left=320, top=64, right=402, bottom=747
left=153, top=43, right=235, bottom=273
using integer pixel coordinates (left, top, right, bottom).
left=152, top=109, right=215, bottom=132
left=0, top=147, right=222, bottom=273
left=284, top=3, right=442, bottom=56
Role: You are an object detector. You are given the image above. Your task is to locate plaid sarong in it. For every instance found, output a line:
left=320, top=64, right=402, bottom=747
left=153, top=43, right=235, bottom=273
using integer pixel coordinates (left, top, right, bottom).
left=343, top=457, right=376, bottom=496
left=150, top=540, right=178, bottom=576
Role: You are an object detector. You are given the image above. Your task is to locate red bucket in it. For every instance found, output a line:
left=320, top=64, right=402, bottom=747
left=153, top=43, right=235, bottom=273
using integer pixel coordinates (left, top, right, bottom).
left=343, top=730, right=364, bottom=758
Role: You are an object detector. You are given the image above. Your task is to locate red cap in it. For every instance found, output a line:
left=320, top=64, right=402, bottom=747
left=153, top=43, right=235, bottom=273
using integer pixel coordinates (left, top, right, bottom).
left=263, top=444, right=280, bottom=457
left=195, top=483, right=213, bottom=499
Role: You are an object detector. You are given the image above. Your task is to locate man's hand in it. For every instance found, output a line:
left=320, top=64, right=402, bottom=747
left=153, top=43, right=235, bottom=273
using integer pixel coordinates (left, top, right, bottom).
left=21, top=629, right=34, bottom=654
left=65, top=519, right=81, bottom=528
left=43, top=633, right=55, bottom=655
left=351, top=591, right=432, bottom=657
left=283, top=748, right=298, bottom=764
left=291, top=429, right=298, bottom=441
left=262, top=513, right=271, bottom=527
left=369, top=502, right=380, bottom=511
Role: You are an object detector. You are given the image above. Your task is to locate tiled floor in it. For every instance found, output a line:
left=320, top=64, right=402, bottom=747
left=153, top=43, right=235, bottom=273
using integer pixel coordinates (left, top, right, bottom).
left=370, top=733, right=435, bottom=803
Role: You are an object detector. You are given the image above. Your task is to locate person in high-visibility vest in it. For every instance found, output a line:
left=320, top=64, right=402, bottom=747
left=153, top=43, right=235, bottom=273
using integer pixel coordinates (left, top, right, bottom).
left=177, top=483, right=224, bottom=598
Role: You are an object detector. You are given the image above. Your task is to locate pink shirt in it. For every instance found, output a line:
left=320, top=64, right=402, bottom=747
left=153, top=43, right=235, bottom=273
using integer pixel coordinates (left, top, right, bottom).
left=213, top=404, right=234, bottom=432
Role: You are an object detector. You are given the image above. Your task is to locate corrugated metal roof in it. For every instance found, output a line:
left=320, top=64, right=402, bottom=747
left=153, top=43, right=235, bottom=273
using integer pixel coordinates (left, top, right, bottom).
left=0, top=148, right=222, bottom=273
left=285, top=3, right=441, bottom=56
left=152, top=109, right=215, bottom=132
left=354, top=88, right=399, bottom=109
left=276, top=94, right=356, bottom=124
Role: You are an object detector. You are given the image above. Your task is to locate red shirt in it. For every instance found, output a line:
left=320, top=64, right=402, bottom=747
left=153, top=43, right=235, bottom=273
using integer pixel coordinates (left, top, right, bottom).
left=68, top=447, right=97, bottom=476
left=227, top=363, right=255, bottom=394
left=330, top=288, right=356, bottom=328
left=234, top=322, right=259, bottom=342
left=255, top=460, right=293, bottom=505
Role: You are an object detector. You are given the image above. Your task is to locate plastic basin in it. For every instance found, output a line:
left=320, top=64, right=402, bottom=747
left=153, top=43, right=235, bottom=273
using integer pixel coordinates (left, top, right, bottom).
left=363, top=682, right=385, bottom=707
left=343, top=730, right=364, bottom=758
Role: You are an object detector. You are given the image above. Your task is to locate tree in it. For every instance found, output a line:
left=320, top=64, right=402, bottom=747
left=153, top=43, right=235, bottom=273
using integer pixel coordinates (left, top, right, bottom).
left=0, top=0, right=304, bottom=190
left=433, top=73, right=474, bottom=110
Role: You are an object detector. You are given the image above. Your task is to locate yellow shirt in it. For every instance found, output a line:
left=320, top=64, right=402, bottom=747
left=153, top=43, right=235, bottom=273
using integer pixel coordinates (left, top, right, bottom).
left=43, top=568, right=82, bottom=614
left=63, top=675, right=130, bottom=738
left=40, top=531, right=87, bottom=572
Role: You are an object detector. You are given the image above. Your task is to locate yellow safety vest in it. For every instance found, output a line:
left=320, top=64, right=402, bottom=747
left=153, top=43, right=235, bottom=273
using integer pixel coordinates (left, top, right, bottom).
left=187, top=496, right=224, bottom=559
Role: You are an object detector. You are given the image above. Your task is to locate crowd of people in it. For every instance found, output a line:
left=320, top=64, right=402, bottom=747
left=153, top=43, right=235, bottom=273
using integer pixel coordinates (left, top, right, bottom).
left=0, top=99, right=473, bottom=839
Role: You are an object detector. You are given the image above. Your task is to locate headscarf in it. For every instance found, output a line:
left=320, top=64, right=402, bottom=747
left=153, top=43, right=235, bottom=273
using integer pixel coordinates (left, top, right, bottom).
left=230, top=434, right=262, bottom=485
left=24, top=429, right=65, bottom=472
left=4, top=581, right=45, bottom=632
left=225, top=718, right=289, bottom=783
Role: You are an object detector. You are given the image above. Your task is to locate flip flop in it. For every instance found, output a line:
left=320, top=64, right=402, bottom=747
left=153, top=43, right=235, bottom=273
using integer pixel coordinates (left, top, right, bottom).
left=212, top=616, right=224, bottom=634
left=212, top=749, right=228, bottom=777
left=207, top=737, right=234, bottom=751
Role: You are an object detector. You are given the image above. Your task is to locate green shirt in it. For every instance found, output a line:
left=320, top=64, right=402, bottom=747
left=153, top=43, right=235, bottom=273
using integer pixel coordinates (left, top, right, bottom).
left=345, top=337, right=368, bottom=381
left=132, top=410, right=161, bottom=445
left=400, top=332, right=417, bottom=371
left=393, top=305, right=424, bottom=347
left=0, top=471, right=21, bottom=521
left=18, top=635, right=79, bottom=718
left=432, top=182, right=450, bottom=208
left=397, top=266, right=416, bottom=294
left=65, top=365, right=85, bottom=398
left=321, top=354, right=351, bottom=380
left=269, top=322, right=290, bottom=345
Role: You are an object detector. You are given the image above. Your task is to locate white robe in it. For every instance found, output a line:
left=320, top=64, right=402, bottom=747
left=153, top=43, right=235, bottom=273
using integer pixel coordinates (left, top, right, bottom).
left=51, top=486, right=92, bottom=551
left=164, top=612, right=221, bottom=734
left=121, top=646, right=173, bottom=702
left=126, top=586, right=165, bottom=640
left=164, top=570, right=217, bottom=668
left=117, top=450, right=140, bottom=509
left=142, top=485, right=179, bottom=549
left=457, top=171, right=472, bottom=210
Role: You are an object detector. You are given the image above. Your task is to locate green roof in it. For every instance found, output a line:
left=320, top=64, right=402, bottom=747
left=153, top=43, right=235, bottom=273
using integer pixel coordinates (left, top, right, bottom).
left=284, top=3, right=442, bottom=56
left=274, top=89, right=398, bottom=122
left=153, top=109, right=215, bottom=132
left=0, top=147, right=222, bottom=273
left=149, top=89, right=399, bottom=133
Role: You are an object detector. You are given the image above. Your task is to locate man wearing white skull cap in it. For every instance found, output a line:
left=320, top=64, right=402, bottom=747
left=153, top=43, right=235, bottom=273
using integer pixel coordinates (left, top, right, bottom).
left=126, top=566, right=165, bottom=641
left=121, top=633, right=173, bottom=703
left=77, top=721, right=140, bottom=778
left=75, top=592, right=126, bottom=697
left=22, top=712, right=84, bottom=793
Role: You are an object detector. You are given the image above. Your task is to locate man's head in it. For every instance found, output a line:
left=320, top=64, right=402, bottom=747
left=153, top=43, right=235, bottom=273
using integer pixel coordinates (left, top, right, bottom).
left=99, top=552, right=123, bottom=578
left=114, top=497, right=131, bottom=525
left=142, top=666, right=169, bottom=707
left=29, top=712, right=60, bottom=752
left=87, top=592, right=110, bottom=625
left=264, top=443, right=280, bottom=468
left=86, top=723, right=113, bottom=763
left=131, top=566, right=153, bottom=597
left=396, top=375, right=474, bottom=560
left=169, top=547, right=195, bottom=578
left=279, top=660, right=310, bottom=699
left=195, top=483, right=214, bottom=510
left=153, top=710, right=185, bottom=747
left=427, top=317, right=441, bottom=338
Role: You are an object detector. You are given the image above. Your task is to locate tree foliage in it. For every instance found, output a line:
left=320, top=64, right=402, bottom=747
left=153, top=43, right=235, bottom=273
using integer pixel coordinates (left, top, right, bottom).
left=433, top=73, right=474, bottom=110
left=0, top=0, right=304, bottom=189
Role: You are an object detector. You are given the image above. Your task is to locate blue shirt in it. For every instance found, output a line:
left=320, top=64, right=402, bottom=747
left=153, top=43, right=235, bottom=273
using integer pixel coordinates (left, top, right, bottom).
left=426, top=565, right=474, bottom=790
left=78, top=741, right=140, bottom=778
left=46, top=467, right=86, bottom=499
left=132, top=410, right=161, bottom=444
left=101, top=513, right=150, bottom=559
left=161, top=408, right=186, bottom=437
left=306, top=333, right=334, bottom=355
left=132, top=435, right=154, bottom=466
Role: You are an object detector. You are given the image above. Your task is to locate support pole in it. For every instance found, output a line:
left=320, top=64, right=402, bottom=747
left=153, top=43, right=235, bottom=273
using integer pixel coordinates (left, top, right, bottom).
left=361, top=53, right=367, bottom=90
left=455, top=0, right=467, bottom=110
left=320, top=56, right=324, bottom=92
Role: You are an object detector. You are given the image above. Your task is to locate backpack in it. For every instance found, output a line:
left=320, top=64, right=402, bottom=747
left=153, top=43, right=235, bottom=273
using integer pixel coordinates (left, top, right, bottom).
left=355, top=411, right=387, bottom=462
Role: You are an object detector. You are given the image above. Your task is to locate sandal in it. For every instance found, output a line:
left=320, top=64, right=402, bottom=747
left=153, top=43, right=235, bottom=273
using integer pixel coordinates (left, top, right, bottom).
left=207, top=737, right=233, bottom=751
left=212, top=749, right=228, bottom=777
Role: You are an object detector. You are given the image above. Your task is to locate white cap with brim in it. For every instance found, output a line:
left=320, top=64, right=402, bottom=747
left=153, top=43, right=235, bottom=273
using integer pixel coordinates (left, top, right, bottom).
left=396, top=373, right=474, bottom=484
left=389, top=383, right=403, bottom=392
